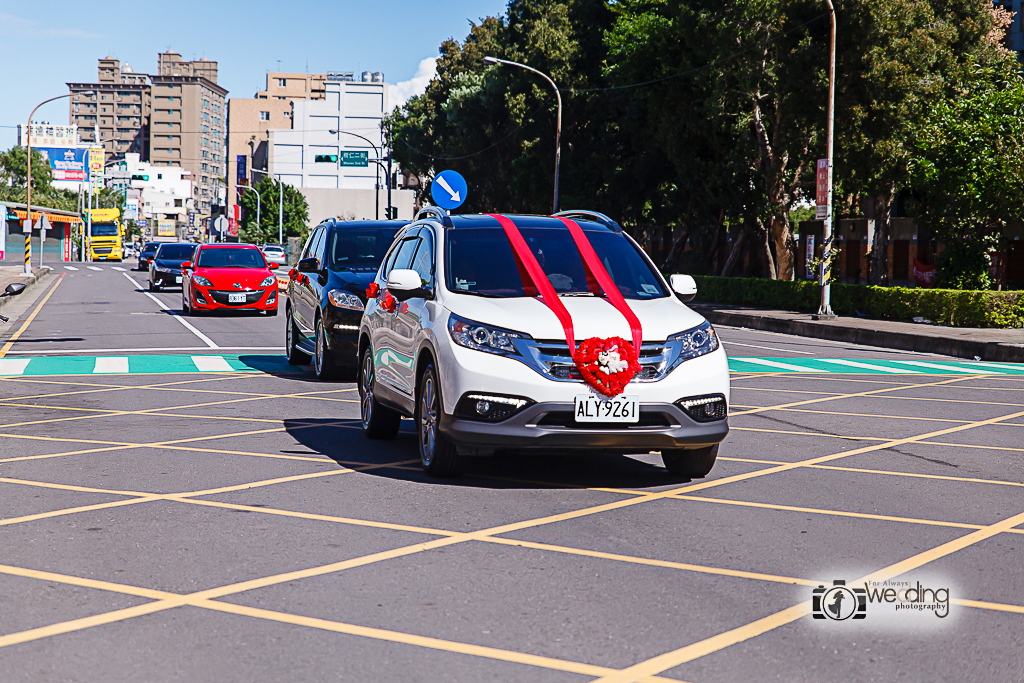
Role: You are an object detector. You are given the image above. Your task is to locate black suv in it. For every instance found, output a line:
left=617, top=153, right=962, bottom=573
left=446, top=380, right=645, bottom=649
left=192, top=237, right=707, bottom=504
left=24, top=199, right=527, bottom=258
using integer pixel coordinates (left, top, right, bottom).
left=285, top=219, right=407, bottom=379
left=149, top=243, right=197, bottom=291
left=137, top=242, right=158, bottom=271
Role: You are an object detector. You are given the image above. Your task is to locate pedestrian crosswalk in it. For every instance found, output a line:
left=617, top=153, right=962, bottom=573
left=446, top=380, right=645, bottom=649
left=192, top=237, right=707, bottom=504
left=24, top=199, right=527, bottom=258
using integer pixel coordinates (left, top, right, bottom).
left=0, top=354, right=1017, bottom=378
left=64, top=265, right=132, bottom=271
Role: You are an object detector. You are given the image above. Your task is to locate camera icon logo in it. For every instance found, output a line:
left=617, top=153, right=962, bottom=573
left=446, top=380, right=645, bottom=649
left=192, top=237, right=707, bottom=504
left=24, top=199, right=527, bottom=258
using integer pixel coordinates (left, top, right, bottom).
left=812, top=580, right=867, bottom=620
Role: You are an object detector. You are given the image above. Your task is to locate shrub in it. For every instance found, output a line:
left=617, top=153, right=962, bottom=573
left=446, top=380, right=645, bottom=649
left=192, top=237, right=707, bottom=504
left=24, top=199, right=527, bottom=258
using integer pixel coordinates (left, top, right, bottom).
left=688, top=275, right=1024, bottom=328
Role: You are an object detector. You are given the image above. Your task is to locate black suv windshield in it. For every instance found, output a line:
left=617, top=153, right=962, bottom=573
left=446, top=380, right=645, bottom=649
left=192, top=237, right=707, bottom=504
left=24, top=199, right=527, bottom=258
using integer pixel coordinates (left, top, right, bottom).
left=445, top=226, right=667, bottom=299
left=326, top=229, right=399, bottom=271
left=140, top=245, right=157, bottom=255
left=156, top=244, right=195, bottom=261
left=197, top=247, right=266, bottom=268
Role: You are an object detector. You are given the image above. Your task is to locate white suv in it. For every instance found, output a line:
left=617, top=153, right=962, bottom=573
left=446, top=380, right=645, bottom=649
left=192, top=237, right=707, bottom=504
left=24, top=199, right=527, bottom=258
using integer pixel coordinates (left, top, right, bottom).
left=358, top=210, right=730, bottom=477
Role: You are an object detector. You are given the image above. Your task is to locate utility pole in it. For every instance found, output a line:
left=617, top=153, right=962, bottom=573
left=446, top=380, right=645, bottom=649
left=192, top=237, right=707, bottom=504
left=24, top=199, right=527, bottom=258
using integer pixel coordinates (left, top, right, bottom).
left=277, top=175, right=284, bottom=245
left=483, top=57, right=562, bottom=213
left=817, top=0, right=838, bottom=318
left=386, top=127, right=393, bottom=219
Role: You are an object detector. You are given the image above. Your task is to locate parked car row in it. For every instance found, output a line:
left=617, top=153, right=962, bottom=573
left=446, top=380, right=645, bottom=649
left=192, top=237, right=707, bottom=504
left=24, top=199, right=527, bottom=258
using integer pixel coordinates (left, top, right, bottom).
left=284, top=210, right=730, bottom=479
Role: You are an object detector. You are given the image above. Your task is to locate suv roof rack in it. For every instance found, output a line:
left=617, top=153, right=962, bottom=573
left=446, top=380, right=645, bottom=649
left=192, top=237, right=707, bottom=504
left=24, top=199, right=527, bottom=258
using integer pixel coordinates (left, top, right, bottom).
left=553, top=210, right=622, bottom=232
left=416, top=206, right=454, bottom=227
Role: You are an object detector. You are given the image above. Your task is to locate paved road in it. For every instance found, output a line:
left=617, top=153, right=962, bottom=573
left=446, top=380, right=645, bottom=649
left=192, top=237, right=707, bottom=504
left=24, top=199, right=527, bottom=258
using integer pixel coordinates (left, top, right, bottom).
left=0, top=267, right=1021, bottom=682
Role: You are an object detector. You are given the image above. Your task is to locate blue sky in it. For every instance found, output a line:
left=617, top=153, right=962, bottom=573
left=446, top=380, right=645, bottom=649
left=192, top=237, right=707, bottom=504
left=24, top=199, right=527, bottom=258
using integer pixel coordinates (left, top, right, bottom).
left=0, top=0, right=509, bottom=150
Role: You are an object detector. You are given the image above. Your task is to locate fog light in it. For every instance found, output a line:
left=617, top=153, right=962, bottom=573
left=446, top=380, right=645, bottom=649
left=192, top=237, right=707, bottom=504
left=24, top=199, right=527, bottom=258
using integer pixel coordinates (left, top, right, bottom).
left=677, top=394, right=727, bottom=422
left=455, top=393, right=533, bottom=422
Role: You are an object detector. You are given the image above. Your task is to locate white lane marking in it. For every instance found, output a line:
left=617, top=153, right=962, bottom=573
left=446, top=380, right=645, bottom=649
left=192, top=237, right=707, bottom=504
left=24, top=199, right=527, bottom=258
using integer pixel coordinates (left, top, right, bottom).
left=87, top=266, right=102, bottom=271
left=959, top=361, right=1024, bottom=372
left=816, top=359, right=921, bottom=374
left=729, top=358, right=823, bottom=374
left=93, top=356, right=129, bottom=373
left=111, top=266, right=127, bottom=271
left=891, top=360, right=1001, bottom=374
left=63, top=266, right=79, bottom=271
left=721, top=341, right=814, bottom=355
left=0, top=359, right=31, bottom=375
left=4, top=346, right=284, bottom=355
left=191, top=355, right=235, bottom=372
left=121, top=272, right=218, bottom=348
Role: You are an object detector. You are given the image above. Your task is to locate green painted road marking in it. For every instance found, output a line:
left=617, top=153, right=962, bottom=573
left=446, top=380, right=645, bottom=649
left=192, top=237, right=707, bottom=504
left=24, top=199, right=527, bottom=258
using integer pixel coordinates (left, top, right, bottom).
left=0, top=354, right=1017, bottom=378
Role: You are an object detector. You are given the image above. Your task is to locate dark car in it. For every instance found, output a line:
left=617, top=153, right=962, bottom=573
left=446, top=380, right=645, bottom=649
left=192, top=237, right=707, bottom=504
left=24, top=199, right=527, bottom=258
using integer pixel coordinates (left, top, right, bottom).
left=137, top=243, right=158, bottom=271
left=149, top=242, right=197, bottom=291
left=285, top=219, right=406, bottom=379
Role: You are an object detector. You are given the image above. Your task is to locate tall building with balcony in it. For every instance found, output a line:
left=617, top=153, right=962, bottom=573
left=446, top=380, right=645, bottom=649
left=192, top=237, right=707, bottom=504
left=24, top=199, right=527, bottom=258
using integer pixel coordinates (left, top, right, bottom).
left=67, top=57, right=151, bottom=162
left=149, top=52, right=228, bottom=216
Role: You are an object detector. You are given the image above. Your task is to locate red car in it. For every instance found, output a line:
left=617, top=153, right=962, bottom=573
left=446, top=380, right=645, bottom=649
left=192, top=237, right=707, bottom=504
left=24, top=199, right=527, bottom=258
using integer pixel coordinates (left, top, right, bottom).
left=181, top=244, right=280, bottom=316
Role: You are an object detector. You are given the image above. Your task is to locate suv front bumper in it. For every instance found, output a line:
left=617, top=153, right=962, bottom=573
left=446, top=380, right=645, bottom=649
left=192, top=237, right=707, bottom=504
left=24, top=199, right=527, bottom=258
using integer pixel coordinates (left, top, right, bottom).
left=439, top=401, right=728, bottom=455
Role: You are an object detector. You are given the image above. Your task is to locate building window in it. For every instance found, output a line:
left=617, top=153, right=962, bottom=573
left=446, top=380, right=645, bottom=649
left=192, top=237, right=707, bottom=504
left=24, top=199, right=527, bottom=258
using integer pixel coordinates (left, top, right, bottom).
left=157, top=174, right=163, bottom=179
left=202, top=163, right=208, bottom=171
left=202, top=150, right=209, bottom=159
left=203, top=99, right=210, bottom=108
left=259, top=111, right=269, bottom=121
left=278, top=78, right=286, bottom=87
left=202, top=124, right=209, bottom=133
left=202, top=137, right=208, bottom=147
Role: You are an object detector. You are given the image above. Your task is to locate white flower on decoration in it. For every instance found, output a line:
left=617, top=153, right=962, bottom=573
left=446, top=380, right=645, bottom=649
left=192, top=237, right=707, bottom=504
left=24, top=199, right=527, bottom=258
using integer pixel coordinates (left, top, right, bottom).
left=597, top=345, right=629, bottom=374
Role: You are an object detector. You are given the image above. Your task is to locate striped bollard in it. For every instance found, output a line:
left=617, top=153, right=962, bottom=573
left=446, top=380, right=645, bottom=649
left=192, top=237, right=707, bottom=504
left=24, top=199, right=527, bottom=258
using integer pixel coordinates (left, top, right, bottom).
left=23, top=219, right=31, bottom=275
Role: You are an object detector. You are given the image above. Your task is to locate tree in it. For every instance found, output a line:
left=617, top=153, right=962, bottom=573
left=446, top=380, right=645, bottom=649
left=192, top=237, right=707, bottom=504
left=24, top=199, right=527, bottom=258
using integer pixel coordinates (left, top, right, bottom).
left=238, top=177, right=309, bottom=244
left=911, top=67, right=1024, bottom=289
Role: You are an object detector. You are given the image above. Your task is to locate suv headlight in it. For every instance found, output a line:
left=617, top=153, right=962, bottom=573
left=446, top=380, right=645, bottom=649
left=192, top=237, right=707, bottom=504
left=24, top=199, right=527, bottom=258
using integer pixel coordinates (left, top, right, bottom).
left=259, top=276, right=276, bottom=287
left=192, top=275, right=213, bottom=287
left=327, top=289, right=364, bottom=311
left=156, top=266, right=176, bottom=274
left=448, top=314, right=526, bottom=356
left=667, top=320, right=719, bottom=362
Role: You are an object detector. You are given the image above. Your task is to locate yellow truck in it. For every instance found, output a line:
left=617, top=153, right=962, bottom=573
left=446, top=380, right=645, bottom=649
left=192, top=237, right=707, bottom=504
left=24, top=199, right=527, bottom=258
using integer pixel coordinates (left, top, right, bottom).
left=86, top=208, right=124, bottom=261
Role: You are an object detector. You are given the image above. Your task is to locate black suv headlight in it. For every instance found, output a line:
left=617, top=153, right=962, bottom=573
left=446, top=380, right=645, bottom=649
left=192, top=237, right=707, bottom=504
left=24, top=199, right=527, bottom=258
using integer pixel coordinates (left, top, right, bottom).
left=667, top=320, right=719, bottom=362
left=447, top=314, right=528, bottom=357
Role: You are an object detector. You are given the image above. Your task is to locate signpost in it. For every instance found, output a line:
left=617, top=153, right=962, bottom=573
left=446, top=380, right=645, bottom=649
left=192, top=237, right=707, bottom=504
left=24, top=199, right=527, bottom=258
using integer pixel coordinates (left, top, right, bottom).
left=340, top=151, right=368, bottom=167
left=430, top=170, right=467, bottom=211
left=815, top=159, right=829, bottom=220
left=0, top=205, right=6, bottom=261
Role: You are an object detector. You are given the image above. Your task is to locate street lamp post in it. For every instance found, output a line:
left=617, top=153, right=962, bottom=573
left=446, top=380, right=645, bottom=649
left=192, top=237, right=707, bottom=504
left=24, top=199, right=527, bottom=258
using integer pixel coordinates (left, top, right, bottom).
left=25, top=92, right=89, bottom=274
left=239, top=184, right=260, bottom=240
left=329, top=129, right=391, bottom=220
left=277, top=175, right=283, bottom=245
left=483, top=56, right=562, bottom=213
left=818, top=0, right=837, bottom=318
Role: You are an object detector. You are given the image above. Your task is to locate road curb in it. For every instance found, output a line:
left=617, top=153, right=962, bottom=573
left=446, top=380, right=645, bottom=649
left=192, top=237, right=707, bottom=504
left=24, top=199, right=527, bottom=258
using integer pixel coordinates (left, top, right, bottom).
left=0, top=266, right=53, bottom=317
left=694, top=305, right=1024, bottom=363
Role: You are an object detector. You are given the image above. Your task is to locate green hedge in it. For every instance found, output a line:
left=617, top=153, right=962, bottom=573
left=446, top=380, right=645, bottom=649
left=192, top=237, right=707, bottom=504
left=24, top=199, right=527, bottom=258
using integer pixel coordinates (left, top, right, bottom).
left=689, top=275, right=1024, bottom=328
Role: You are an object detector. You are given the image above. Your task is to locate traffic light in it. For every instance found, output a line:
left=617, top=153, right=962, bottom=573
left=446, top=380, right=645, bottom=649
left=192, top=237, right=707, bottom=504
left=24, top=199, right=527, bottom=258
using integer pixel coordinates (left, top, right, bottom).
left=387, top=207, right=398, bottom=219
left=314, top=154, right=338, bottom=163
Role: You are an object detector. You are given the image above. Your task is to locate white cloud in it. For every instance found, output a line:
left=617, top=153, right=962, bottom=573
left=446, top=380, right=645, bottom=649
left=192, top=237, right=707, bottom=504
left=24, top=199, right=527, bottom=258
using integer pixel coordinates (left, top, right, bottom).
left=390, top=57, right=437, bottom=109
left=0, top=13, right=101, bottom=38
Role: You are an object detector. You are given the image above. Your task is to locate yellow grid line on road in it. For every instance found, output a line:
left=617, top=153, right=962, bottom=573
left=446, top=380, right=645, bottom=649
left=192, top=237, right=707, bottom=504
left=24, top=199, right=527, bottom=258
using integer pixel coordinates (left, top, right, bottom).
left=0, top=274, right=64, bottom=358
left=731, top=405, right=972, bottom=423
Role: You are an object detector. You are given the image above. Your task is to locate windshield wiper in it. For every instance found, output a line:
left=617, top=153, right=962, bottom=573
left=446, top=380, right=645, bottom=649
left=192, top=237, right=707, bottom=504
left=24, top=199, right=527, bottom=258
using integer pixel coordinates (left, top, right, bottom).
left=559, top=292, right=597, bottom=297
left=452, top=291, right=505, bottom=298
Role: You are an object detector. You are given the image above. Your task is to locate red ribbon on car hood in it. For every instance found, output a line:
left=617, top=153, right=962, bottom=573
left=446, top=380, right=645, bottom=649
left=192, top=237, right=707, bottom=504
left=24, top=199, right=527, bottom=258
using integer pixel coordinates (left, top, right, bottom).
left=486, top=214, right=643, bottom=358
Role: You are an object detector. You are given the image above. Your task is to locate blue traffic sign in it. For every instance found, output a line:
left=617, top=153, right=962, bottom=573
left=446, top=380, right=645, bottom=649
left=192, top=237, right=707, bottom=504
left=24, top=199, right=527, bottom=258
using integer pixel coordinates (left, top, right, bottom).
left=430, top=170, right=467, bottom=211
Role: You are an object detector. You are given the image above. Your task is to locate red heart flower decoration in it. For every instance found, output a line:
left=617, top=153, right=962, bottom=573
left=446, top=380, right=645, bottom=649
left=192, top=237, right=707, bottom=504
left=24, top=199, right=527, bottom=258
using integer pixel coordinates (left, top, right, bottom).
left=574, top=337, right=642, bottom=397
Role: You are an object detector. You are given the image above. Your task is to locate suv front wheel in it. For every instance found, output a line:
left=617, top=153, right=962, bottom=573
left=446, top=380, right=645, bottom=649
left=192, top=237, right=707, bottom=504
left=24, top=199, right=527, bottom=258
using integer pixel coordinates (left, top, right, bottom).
left=417, top=363, right=460, bottom=477
left=662, top=444, right=719, bottom=478
left=359, top=346, right=401, bottom=439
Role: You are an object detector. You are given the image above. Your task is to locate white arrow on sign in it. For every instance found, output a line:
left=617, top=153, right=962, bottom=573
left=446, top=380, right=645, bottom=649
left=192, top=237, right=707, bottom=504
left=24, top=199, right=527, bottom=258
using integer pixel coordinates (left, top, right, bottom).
left=435, top=175, right=460, bottom=203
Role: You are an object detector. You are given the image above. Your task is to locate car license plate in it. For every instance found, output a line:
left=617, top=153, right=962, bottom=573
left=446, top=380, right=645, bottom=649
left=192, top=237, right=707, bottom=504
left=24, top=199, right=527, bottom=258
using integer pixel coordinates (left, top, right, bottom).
left=228, top=293, right=246, bottom=303
left=175, top=276, right=182, bottom=283
left=574, top=394, right=639, bottom=423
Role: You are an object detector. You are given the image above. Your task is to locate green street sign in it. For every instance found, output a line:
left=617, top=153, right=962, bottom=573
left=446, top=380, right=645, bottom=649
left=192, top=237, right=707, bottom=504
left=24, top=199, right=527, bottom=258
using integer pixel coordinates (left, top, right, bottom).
left=340, top=151, right=368, bottom=167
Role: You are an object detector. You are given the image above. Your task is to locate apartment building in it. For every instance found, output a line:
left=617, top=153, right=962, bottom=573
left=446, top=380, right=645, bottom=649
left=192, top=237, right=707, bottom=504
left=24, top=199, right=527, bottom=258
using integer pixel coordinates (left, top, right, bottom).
left=226, top=72, right=328, bottom=219
left=148, top=52, right=228, bottom=217
left=67, top=58, right=151, bottom=162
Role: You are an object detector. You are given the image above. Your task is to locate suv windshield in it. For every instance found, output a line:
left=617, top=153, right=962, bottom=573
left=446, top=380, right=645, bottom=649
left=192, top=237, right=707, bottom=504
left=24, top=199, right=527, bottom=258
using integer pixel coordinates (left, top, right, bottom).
left=326, top=229, right=399, bottom=271
left=156, top=244, right=195, bottom=261
left=140, top=245, right=157, bottom=255
left=90, top=222, right=119, bottom=236
left=446, top=226, right=668, bottom=299
left=197, top=247, right=266, bottom=268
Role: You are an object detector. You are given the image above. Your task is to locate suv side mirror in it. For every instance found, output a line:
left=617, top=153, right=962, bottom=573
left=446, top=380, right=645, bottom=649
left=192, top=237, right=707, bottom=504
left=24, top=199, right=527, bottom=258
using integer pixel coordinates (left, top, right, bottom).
left=297, top=257, right=320, bottom=273
left=387, top=268, right=430, bottom=302
left=669, top=274, right=697, bottom=302
left=4, top=283, right=26, bottom=296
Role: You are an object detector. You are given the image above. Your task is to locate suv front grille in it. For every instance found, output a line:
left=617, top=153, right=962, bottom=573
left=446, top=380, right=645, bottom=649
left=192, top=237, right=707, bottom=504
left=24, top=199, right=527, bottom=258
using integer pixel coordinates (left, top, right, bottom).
left=535, top=410, right=674, bottom=429
left=512, top=339, right=676, bottom=383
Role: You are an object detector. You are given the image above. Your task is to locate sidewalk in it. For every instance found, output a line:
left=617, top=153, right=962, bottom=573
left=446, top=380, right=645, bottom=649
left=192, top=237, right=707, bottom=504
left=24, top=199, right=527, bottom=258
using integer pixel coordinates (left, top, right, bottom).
left=0, top=265, right=53, bottom=317
left=690, top=302, right=1024, bottom=362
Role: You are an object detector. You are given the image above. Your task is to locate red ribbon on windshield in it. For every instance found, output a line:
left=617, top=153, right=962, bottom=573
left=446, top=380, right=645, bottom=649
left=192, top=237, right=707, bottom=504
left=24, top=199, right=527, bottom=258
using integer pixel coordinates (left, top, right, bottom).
left=487, top=214, right=577, bottom=355
left=554, top=216, right=643, bottom=356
